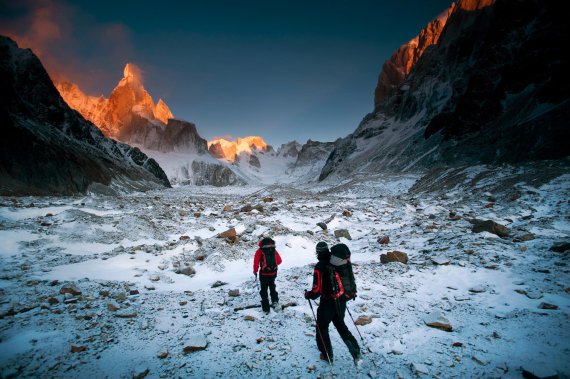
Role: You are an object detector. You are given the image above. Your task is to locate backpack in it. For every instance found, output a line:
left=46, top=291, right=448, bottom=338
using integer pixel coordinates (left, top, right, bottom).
left=260, top=238, right=278, bottom=274
left=329, top=243, right=357, bottom=300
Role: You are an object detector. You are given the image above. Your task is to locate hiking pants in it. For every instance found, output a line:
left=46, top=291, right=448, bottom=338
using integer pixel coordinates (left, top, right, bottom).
left=316, top=299, right=360, bottom=359
left=259, top=274, right=278, bottom=311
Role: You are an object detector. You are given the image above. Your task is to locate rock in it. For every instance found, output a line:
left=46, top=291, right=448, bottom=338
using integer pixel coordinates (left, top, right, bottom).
left=262, top=197, right=273, bottom=203
left=538, top=302, right=559, bottom=310
left=470, top=219, right=510, bottom=237
left=178, top=267, right=196, bottom=276
left=526, top=291, right=543, bottom=299
left=149, top=275, right=160, bottom=282
left=334, top=229, right=352, bottom=240
left=469, top=286, right=486, bottom=293
left=223, top=205, right=232, bottom=212
left=256, top=336, right=265, bottom=343
left=377, top=235, right=390, bottom=245
left=179, top=235, right=190, bottom=241
left=452, top=342, right=463, bottom=347
left=115, top=309, right=137, bottom=318
left=380, top=251, right=408, bottom=264
left=211, top=281, right=228, bottom=288
left=316, top=222, right=327, bottom=230
left=424, top=310, right=452, bottom=332
left=472, top=355, right=487, bottom=366
left=144, top=284, right=155, bottom=291
left=157, top=352, right=168, bottom=359
left=107, top=302, right=120, bottom=311
left=514, top=233, right=535, bottom=242
left=431, top=256, right=450, bottom=265
left=228, top=289, right=240, bottom=297
left=240, top=204, right=253, bottom=213
left=454, top=295, right=470, bottom=301
left=254, top=205, right=264, bottom=212
left=130, top=289, right=140, bottom=295
left=245, top=225, right=255, bottom=234
left=70, top=345, right=87, bottom=353
left=47, top=297, right=59, bottom=305
left=342, top=210, right=353, bottom=217
left=244, top=315, right=256, bottom=321
left=354, top=316, right=373, bottom=326
left=521, top=363, right=560, bottom=379
left=133, top=368, right=149, bottom=379
left=550, top=242, right=570, bottom=253
left=217, top=228, right=237, bottom=243
left=194, top=212, right=201, bottom=218
left=411, top=363, right=429, bottom=375
left=183, top=335, right=208, bottom=353
left=59, top=283, right=81, bottom=296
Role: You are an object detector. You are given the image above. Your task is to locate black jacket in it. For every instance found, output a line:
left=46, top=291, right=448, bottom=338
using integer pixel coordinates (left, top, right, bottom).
left=306, top=256, right=335, bottom=302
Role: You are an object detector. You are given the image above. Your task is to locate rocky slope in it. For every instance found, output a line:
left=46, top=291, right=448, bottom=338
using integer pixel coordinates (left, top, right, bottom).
left=320, top=0, right=569, bottom=181
left=0, top=36, right=170, bottom=195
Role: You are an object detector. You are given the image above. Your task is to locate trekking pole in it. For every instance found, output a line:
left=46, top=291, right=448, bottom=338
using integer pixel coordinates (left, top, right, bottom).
left=346, top=304, right=380, bottom=368
left=254, top=274, right=259, bottom=292
left=308, top=299, right=335, bottom=376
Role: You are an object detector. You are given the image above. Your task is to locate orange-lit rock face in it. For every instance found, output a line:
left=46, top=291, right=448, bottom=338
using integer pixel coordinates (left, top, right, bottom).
left=457, top=0, right=496, bottom=11
left=374, top=3, right=456, bottom=109
left=208, top=136, right=268, bottom=162
left=56, top=63, right=173, bottom=137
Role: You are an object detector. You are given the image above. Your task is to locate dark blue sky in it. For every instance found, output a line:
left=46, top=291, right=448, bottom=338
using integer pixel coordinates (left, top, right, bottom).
left=2, top=0, right=452, bottom=146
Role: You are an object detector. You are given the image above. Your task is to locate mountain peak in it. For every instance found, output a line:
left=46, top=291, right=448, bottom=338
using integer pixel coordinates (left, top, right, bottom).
left=208, top=136, right=269, bottom=162
left=56, top=63, right=174, bottom=137
left=123, top=63, right=143, bottom=83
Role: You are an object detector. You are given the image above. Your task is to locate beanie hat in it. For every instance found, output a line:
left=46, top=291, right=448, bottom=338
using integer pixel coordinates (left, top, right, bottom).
left=316, top=241, right=329, bottom=254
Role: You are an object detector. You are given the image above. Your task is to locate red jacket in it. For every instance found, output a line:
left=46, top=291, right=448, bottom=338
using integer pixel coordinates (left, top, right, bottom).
left=253, top=240, right=282, bottom=276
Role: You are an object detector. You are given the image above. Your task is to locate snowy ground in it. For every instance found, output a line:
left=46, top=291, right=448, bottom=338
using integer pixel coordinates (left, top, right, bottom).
left=0, top=167, right=569, bottom=378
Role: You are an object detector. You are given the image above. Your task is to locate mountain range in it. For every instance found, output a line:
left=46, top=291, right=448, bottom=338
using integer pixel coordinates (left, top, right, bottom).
left=1, top=0, right=568, bottom=195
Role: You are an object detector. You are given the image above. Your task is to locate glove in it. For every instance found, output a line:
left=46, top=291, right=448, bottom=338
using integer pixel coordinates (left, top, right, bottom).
left=254, top=273, right=258, bottom=279
left=304, top=290, right=310, bottom=299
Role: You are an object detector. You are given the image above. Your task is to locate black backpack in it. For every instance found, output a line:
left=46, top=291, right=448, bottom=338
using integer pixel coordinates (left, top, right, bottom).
left=329, top=243, right=357, bottom=300
left=260, top=238, right=277, bottom=274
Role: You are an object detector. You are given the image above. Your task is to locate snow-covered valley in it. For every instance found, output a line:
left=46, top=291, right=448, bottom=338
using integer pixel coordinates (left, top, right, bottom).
left=0, top=166, right=569, bottom=378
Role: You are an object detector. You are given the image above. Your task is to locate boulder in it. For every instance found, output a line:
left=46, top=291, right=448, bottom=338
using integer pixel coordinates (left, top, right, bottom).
left=59, top=283, right=81, bottom=296
left=240, top=204, right=253, bottom=213
left=262, top=197, right=273, bottom=203
left=470, top=219, right=510, bottom=237
left=183, top=335, right=208, bottom=353
left=423, top=310, right=452, bottom=332
left=317, top=222, right=327, bottom=230
left=342, top=210, right=353, bottom=217
left=228, top=289, right=240, bottom=297
left=334, top=229, right=352, bottom=240
left=431, top=256, right=450, bottom=265
left=380, top=251, right=408, bottom=264
left=179, top=235, right=190, bottom=241
left=538, top=302, right=559, bottom=310
left=377, top=235, right=390, bottom=245
left=178, top=267, right=196, bottom=276
left=550, top=242, right=570, bottom=253
left=223, top=205, right=232, bottom=212
left=217, top=228, right=237, bottom=243
left=354, top=316, right=373, bottom=326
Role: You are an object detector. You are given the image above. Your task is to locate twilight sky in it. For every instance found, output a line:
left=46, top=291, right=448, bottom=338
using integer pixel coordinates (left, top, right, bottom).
left=1, top=0, right=452, bottom=146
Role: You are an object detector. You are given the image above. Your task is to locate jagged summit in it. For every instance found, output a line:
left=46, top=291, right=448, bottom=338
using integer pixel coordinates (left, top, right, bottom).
left=208, top=136, right=270, bottom=162
left=56, top=63, right=173, bottom=137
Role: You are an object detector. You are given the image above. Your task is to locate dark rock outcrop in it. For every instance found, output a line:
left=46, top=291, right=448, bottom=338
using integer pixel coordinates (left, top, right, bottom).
left=0, top=36, right=170, bottom=195
left=320, top=0, right=570, bottom=181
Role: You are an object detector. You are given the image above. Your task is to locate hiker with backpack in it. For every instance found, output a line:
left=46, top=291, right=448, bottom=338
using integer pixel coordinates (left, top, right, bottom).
left=305, top=242, right=362, bottom=366
left=253, top=237, right=282, bottom=313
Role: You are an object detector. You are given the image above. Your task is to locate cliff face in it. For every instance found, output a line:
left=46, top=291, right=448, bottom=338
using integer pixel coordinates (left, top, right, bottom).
left=320, top=0, right=569, bottom=181
left=0, top=36, right=170, bottom=195
left=374, top=3, right=456, bottom=110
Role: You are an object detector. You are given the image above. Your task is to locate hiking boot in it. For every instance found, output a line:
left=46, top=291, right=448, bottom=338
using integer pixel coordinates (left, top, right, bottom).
left=353, top=352, right=363, bottom=367
left=271, top=301, right=281, bottom=312
left=320, top=353, right=333, bottom=363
